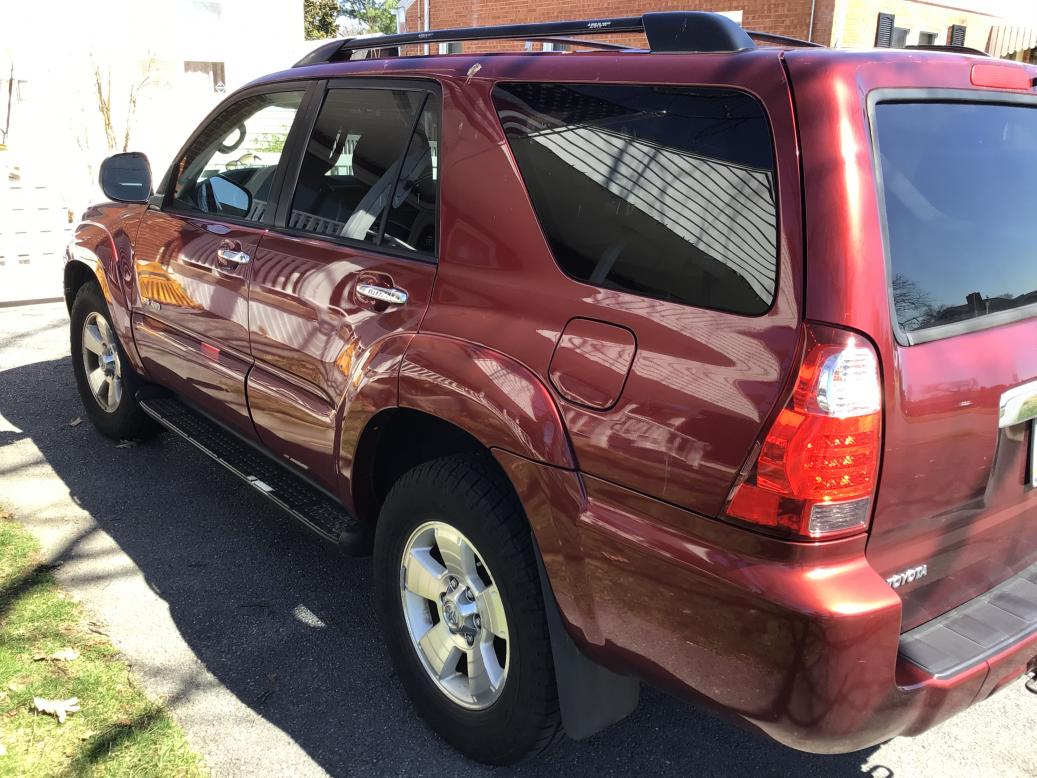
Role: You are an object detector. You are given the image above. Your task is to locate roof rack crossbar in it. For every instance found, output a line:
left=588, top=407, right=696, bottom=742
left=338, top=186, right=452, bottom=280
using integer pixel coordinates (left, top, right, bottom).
left=746, top=30, right=824, bottom=48
left=293, top=12, right=756, bottom=67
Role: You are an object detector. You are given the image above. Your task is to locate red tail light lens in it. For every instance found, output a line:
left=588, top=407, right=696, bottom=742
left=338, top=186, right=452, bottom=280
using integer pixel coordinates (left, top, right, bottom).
left=724, top=324, right=882, bottom=540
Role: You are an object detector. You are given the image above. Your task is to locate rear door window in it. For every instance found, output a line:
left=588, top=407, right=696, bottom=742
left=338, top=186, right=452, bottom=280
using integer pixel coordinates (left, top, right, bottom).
left=492, top=83, right=778, bottom=315
left=289, top=87, right=438, bottom=256
left=873, top=100, right=1037, bottom=342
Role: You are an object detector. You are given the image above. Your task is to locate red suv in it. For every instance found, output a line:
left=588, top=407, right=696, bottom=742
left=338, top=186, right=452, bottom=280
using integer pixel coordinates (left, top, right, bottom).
left=65, top=12, right=1037, bottom=764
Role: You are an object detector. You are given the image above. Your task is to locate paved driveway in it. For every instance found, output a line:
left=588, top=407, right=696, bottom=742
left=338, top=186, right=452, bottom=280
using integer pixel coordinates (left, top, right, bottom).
left=1, top=302, right=1035, bottom=777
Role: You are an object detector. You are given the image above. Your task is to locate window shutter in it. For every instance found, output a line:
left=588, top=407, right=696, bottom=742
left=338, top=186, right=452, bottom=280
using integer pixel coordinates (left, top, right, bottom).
left=948, top=24, right=967, bottom=47
left=875, top=13, right=895, bottom=48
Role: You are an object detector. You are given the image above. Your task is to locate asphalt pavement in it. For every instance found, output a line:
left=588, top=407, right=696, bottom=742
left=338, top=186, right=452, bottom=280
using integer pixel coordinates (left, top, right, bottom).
left=1, top=302, right=1035, bottom=777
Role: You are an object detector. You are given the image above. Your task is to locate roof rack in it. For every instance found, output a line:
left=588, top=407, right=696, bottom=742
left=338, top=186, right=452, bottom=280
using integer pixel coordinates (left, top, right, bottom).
left=748, top=31, right=824, bottom=49
left=293, top=11, right=761, bottom=67
left=904, top=44, right=990, bottom=57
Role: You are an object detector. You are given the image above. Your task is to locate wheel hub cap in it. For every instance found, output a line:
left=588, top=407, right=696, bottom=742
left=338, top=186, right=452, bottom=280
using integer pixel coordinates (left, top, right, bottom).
left=399, top=521, right=510, bottom=710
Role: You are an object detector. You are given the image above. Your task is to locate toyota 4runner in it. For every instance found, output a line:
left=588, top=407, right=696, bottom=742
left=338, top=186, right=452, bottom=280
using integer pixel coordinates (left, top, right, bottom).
left=65, top=12, right=1037, bottom=764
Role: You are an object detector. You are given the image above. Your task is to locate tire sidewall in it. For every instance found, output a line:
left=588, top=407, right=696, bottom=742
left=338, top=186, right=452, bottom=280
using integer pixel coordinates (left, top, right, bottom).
left=374, top=459, right=550, bottom=761
left=70, top=283, right=147, bottom=438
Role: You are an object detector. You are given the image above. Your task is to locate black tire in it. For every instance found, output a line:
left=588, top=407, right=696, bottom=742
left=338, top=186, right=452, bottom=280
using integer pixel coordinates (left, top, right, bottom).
left=69, top=282, right=158, bottom=441
left=374, top=453, right=563, bottom=765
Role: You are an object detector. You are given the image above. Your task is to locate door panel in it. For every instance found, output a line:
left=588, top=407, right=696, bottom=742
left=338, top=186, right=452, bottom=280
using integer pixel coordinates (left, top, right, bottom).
left=131, top=87, right=307, bottom=439
left=247, top=234, right=435, bottom=493
left=246, top=83, right=440, bottom=497
left=132, top=212, right=262, bottom=436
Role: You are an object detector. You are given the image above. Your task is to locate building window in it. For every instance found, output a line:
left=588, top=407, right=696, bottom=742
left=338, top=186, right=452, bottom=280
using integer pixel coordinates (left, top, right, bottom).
left=184, top=61, right=226, bottom=93
left=892, top=27, right=909, bottom=48
left=438, top=42, right=462, bottom=54
left=541, top=42, right=572, bottom=52
left=918, top=32, right=938, bottom=46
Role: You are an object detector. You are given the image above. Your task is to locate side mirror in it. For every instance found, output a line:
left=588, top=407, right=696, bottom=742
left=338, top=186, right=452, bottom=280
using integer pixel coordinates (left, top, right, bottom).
left=99, top=152, right=152, bottom=203
left=201, top=174, right=252, bottom=218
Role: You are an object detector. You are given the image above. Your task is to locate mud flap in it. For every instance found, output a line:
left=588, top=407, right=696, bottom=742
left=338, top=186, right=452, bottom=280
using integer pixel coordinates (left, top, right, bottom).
left=533, top=541, right=640, bottom=739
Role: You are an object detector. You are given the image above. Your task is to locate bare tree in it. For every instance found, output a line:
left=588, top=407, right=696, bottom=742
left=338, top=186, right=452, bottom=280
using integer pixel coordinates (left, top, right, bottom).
left=90, top=57, right=157, bottom=153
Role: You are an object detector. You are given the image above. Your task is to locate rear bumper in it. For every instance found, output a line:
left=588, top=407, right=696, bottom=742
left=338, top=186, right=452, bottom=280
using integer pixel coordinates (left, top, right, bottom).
left=497, top=453, right=1037, bottom=753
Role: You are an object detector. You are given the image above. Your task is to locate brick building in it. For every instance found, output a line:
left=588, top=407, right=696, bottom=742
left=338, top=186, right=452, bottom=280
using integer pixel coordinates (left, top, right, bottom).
left=398, top=0, right=1037, bottom=60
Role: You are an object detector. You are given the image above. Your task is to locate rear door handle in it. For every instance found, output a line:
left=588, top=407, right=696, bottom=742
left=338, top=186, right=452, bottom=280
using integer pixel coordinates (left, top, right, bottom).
left=357, top=283, right=408, bottom=305
left=216, top=248, right=251, bottom=264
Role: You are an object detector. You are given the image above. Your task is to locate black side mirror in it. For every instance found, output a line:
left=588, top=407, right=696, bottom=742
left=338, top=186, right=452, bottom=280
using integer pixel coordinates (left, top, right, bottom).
left=99, top=152, right=152, bottom=203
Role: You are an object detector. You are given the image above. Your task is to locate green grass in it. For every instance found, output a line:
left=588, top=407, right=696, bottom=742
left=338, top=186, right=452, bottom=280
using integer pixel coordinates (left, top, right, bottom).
left=0, top=510, right=204, bottom=777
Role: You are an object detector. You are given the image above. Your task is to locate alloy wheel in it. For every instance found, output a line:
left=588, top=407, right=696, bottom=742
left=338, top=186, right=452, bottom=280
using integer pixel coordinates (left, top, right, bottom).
left=399, top=521, right=510, bottom=709
left=81, top=311, right=123, bottom=413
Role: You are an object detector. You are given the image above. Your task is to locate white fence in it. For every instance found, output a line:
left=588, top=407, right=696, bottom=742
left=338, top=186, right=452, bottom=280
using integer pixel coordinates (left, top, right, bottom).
left=0, top=164, right=74, bottom=305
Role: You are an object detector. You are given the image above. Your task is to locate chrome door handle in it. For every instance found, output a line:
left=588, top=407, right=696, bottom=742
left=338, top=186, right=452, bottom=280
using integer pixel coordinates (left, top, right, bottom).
left=216, top=248, right=251, bottom=264
left=357, top=283, right=408, bottom=305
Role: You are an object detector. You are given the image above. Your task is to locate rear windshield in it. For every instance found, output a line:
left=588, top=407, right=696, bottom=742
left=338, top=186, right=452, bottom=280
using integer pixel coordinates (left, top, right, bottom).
left=493, top=83, right=778, bottom=316
left=874, top=100, right=1037, bottom=341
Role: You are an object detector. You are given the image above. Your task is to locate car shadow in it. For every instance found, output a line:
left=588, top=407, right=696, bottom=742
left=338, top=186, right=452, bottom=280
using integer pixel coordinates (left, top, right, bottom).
left=0, top=354, right=885, bottom=777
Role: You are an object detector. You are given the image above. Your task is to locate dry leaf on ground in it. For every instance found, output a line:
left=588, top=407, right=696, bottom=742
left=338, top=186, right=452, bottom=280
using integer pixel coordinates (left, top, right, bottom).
left=33, top=697, right=80, bottom=724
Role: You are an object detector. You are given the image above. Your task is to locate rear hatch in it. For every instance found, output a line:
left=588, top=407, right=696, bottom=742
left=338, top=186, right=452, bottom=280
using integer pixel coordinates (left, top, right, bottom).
left=868, top=88, right=1037, bottom=630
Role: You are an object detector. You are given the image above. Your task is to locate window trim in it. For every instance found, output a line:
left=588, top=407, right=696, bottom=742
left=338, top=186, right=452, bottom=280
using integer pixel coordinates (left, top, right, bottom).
left=271, top=77, right=443, bottom=263
left=156, top=80, right=322, bottom=230
left=490, top=79, right=782, bottom=318
left=867, top=87, right=1037, bottom=346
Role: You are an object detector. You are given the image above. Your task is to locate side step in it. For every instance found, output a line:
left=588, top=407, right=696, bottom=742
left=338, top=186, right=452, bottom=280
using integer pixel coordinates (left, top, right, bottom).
left=138, top=394, right=366, bottom=550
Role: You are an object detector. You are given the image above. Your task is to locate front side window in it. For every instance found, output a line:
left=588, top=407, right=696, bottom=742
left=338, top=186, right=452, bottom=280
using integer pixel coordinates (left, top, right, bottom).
left=493, top=83, right=778, bottom=315
left=170, top=90, right=304, bottom=223
left=289, top=87, right=439, bottom=255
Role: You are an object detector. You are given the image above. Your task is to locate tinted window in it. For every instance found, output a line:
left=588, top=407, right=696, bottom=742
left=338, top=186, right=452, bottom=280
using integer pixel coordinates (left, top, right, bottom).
left=170, top=91, right=303, bottom=222
left=290, top=88, right=438, bottom=255
left=875, top=101, right=1037, bottom=338
left=493, top=83, right=778, bottom=315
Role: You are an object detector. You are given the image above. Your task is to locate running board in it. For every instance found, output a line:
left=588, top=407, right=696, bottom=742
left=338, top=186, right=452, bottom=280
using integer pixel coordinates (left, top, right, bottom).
left=138, top=394, right=366, bottom=551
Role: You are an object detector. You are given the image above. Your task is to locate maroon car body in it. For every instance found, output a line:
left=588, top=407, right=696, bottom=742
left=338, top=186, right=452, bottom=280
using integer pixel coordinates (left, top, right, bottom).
left=65, top=30, right=1037, bottom=757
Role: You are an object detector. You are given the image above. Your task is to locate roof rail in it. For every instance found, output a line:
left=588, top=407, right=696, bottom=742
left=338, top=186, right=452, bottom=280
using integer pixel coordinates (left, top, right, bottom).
left=904, top=44, right=990, bottom=56
left=293, top=11, right=755, bottom=67
left=746, top=30, right=824, bottom=48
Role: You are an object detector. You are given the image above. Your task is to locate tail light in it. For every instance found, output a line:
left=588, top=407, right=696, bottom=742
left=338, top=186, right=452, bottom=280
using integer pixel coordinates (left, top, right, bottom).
left=724, top=323, right=882, bottom=540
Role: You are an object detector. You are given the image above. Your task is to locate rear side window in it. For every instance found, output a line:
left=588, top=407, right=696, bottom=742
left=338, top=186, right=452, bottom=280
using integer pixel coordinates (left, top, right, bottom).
left=290, top=87, right=438, bottom=256
left=493, top=83, right=778, bottom=315
left=874, top=101, right=1037, bottom=341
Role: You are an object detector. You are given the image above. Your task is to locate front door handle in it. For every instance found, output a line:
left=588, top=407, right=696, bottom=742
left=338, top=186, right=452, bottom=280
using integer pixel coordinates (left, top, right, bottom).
left=216, top=248, right=251, bottom=265
left=357, top=283, right=408, bottom=305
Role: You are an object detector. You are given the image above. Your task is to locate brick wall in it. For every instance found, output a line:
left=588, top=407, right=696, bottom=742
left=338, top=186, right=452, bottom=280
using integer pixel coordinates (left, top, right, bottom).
left=399, top=0, right=1035, bottom=55
left=403, top=1, right=836, bottom=52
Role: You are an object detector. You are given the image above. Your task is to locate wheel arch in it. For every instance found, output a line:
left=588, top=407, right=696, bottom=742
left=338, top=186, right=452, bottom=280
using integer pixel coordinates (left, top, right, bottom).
left=65, top=210, right=146, bottom=374
left=348, top=333, right=577, bottom=526
left=351, top=406, right=507, bottom=526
